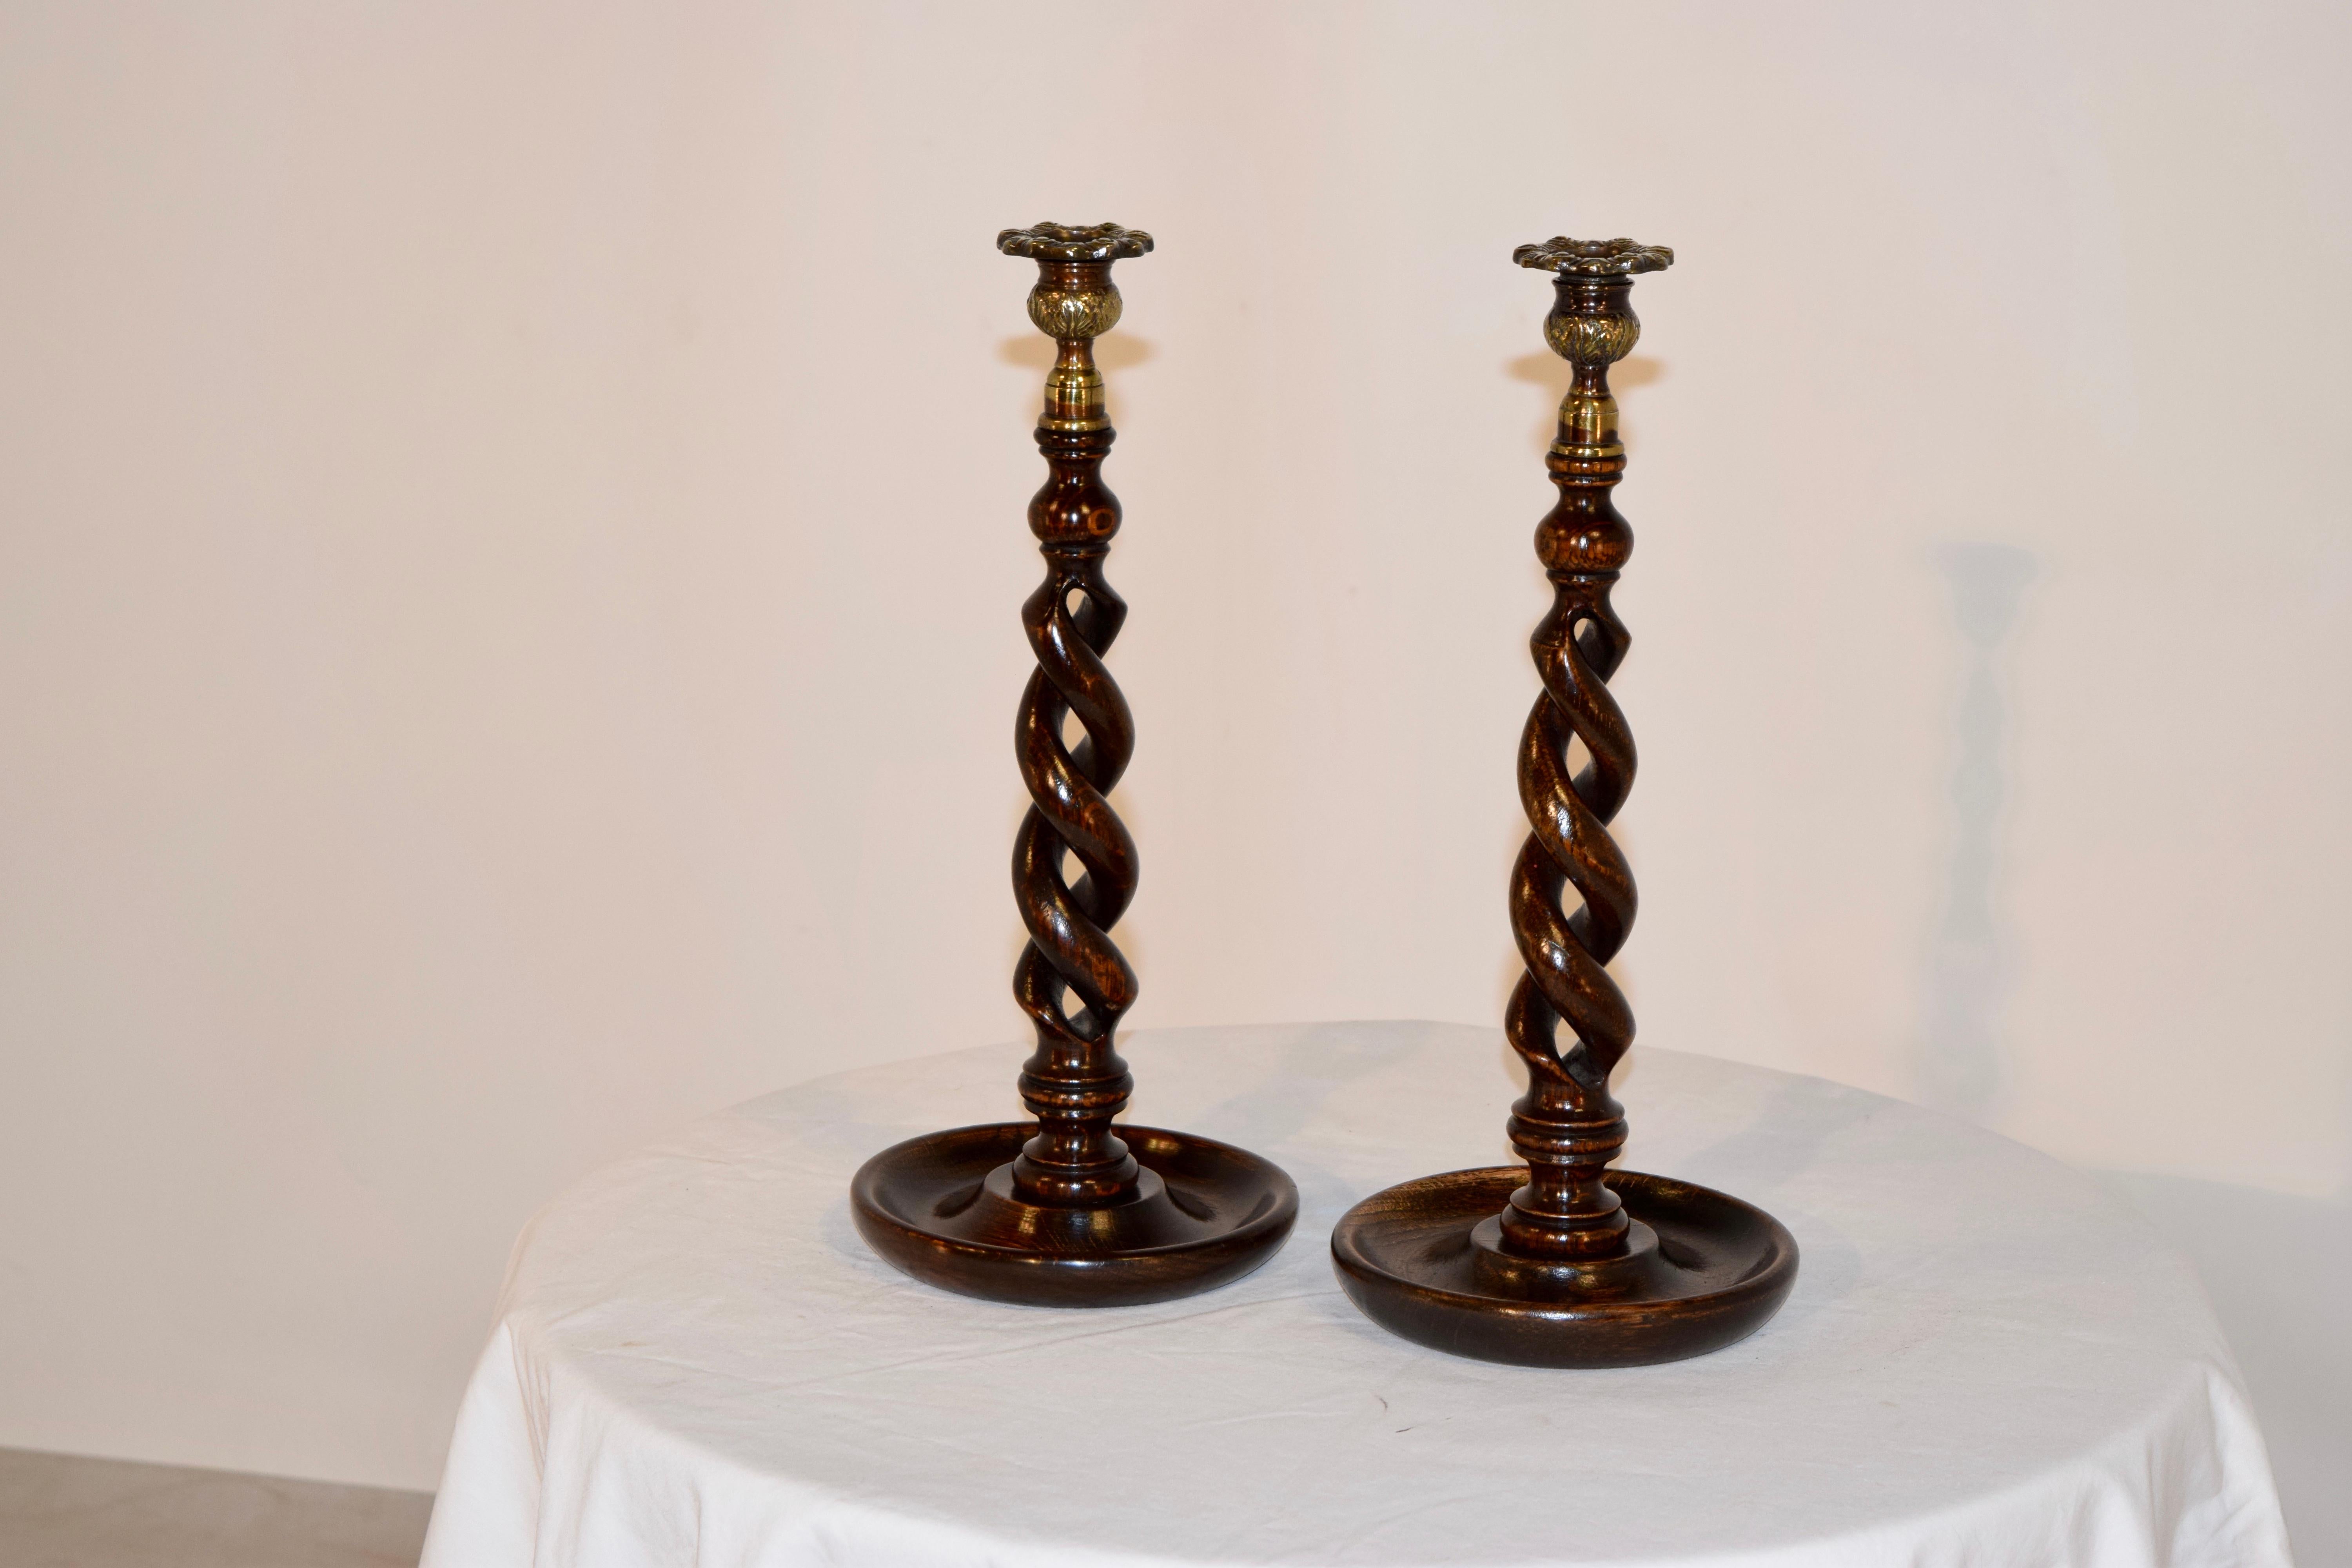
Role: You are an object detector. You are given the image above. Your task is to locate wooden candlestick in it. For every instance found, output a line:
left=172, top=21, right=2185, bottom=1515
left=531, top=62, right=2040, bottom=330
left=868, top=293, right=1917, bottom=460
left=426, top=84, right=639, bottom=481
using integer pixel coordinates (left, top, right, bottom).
left=851, top=222, right=1297, bottom=1307
left=1330, top=238, right=1799, bottom=1366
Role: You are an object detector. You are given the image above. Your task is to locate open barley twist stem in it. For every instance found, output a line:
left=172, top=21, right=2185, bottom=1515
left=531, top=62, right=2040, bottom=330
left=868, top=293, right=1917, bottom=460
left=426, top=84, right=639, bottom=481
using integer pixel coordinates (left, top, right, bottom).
left=1000, top=223, right=1152, bottom=1206
left=1499, top=237, right=1671, bottom=1259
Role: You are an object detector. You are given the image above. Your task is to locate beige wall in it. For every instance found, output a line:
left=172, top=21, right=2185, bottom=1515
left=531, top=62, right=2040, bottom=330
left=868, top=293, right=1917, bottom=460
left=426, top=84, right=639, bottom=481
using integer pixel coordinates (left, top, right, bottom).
left=2, top=0, right=2345, bottom=1492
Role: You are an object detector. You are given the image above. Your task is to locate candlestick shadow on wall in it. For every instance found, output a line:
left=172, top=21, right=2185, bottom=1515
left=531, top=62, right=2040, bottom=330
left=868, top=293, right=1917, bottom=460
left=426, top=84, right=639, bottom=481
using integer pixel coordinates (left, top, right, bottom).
left=1920, top=541, right=2035, bottom=1120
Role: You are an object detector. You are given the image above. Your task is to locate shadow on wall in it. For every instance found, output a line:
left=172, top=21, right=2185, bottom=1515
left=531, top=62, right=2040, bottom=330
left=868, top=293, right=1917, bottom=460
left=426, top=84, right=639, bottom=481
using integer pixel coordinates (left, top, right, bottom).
left=2097, top=1172, right=2352, bottom=1566
left=1919, top=543, right=2036, bottom=1120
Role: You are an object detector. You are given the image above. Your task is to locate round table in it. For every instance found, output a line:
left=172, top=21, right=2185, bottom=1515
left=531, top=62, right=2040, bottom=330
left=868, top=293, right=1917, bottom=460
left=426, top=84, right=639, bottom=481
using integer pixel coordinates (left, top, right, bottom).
left=419, top=1022, right=2289, bottom=1568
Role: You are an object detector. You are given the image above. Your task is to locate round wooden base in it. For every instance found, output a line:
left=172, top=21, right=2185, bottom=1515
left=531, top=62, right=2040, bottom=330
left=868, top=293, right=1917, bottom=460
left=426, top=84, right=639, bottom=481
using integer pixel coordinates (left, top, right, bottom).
left=852, top=1122, right=1298, bottom=1308
left=1330, top=1167, right=1798, bottom=1367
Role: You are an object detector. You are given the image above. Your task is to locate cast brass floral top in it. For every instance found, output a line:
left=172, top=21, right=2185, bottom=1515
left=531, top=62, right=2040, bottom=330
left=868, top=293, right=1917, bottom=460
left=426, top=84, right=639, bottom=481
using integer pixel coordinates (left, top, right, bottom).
left=997, top=222, right=1155, bottom=261
left=1513, top=236, right=1674, bottom=275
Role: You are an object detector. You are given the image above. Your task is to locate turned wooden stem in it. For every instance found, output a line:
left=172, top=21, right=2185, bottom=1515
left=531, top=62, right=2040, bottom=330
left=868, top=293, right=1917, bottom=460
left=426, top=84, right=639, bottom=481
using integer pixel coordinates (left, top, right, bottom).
left=1498, top=237, right=1672, bottom=1260
left=998, top=225, right=1152, bottom=1207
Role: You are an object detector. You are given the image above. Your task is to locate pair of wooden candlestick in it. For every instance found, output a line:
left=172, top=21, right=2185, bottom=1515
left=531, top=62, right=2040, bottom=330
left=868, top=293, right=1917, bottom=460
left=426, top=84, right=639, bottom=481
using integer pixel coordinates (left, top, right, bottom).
left=850, top=222, right=1797, bottom=1367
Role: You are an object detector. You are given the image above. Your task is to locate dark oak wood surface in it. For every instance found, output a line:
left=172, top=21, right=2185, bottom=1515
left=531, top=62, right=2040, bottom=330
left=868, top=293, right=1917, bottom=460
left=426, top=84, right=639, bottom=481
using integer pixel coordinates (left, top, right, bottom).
left=1332, top=238, right=1798, bottom=1366
left=851, top=223, right=1296, bottom=1308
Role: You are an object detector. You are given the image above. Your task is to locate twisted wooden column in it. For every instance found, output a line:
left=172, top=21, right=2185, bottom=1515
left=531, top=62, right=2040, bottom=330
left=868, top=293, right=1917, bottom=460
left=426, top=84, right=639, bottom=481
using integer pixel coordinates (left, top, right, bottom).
left=1330, top=236, right=1798, bottom=1367
left=850, top=222, right=1296, bottom=1308
left=1497, top=236, right=1660, bottom=1263
left=1001, top=223, right=1146, bottom=1207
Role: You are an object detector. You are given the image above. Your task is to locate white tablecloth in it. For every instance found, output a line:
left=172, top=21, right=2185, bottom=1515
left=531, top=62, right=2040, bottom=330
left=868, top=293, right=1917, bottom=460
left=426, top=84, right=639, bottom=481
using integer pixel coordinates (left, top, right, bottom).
left=419, top=1022, right=2290, bottom=1568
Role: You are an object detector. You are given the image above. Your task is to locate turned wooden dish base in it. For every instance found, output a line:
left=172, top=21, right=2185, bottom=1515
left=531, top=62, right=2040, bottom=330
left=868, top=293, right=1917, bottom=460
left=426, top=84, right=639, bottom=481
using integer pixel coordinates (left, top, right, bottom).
left=1330, top=1168, right=1797, bottom=1367
left=853, top=1123, right=1298, bottom=1308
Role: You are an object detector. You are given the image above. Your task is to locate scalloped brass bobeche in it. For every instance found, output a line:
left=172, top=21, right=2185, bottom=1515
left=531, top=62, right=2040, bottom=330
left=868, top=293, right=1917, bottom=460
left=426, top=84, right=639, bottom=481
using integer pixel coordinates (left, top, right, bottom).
left=1513, top=236, right=1675, bottom=276
left=996, top=221, right=1155, bottom=262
